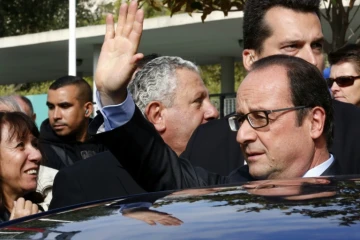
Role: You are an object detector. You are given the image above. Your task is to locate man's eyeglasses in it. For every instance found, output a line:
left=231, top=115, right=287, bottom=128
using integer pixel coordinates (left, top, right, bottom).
left=228, top=106, right=309, bottom=131
left=326, top=75, right=360, bottom=88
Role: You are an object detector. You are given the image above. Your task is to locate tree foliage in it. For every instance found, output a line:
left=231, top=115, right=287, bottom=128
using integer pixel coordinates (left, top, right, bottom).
left=138, top=0, right=245, bottom=21
left=199, top=62, right=246, bottom=94
left=0, top=77, right=93, bottom=96
left=0, top=0, right=101, bottom=37
left=111, top=0, right=171, bottom=19
left=0, top=0, right=172, bottom=95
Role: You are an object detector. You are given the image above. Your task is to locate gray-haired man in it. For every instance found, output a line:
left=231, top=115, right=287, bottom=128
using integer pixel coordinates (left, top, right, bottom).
left=129, top=56, right=219, bottom=156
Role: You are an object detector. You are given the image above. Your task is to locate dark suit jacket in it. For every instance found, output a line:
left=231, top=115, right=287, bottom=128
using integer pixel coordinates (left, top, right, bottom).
left=181, top=116, right=243, bottom=176
left=49, top=151, right=145, bottom=210
left=183, top=99, right=360, bottom=175
left=321, top=158, right=340, bottom=176
left=330, top=100, right=360, bottom=174
left=89, top=107, right=338, bottom=193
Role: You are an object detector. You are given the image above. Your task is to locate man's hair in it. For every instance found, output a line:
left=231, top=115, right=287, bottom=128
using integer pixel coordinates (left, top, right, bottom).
left=243, top=0, right=321, bottom=53
left=328, top=44, right=360, bottom=74
left=49, top=76, right=92, bottom=103
left=135, top=53, right=161, bottom=69
left=128, top=56, right=199, bottom=114
left=0, top=111, right=39, bottom=142
left=0, top=96, right=22, bottom=112
left=250, top=55, right=333, bottom=148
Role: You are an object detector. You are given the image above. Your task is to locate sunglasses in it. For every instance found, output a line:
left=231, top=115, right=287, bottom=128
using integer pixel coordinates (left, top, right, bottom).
left=326, top=75, right=360, bottom=88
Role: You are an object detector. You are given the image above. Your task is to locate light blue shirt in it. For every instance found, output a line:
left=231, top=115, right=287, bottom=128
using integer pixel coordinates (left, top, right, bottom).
left=119, top=202, right=152, bottom=213
left=96, top=90, right=135, bottom=131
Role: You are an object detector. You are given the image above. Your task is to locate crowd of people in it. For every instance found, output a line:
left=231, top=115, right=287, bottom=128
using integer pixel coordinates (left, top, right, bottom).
left=0, top=0, right=360, bottom=223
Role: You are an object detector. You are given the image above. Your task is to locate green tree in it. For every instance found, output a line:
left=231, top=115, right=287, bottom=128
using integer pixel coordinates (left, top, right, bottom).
left=199, top=62, right=246, bottom=94
left=0, top=0, right=173, bottom=94
left=0, top=77, right=93, bottom=96
left=0, top=0, right=100, bottom=94
left=144, top=0, right=245, bottom=21
left=110, top=0, right=171, bottom=19
left=0, top=0, right=101, bottom=37
left=0, top=81, right=53, bottom=96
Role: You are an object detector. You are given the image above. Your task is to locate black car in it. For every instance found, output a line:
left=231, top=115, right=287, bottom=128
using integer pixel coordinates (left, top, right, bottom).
left=1, top=176, right=360, bottom=239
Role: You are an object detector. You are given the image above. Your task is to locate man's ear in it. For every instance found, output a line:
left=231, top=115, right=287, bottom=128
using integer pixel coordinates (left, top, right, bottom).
left=242, top=49, right=257, bottom=71
left=309, top=107, right=326, bottom=140
left=145, top=102, right=166, bottom=132
left=84, top=102, right=94, bottom=117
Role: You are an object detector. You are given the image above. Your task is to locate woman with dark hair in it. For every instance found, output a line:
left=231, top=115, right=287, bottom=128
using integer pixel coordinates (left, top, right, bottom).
left=0, top=111, right=43, bottom=222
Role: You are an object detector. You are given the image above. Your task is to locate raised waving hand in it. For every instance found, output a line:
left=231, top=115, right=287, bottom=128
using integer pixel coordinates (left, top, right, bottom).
left=96, top=1, right=144, bottom=106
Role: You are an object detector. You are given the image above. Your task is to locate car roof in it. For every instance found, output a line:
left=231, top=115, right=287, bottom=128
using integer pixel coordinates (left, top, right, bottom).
left=1, top=176, right=360, bottom=239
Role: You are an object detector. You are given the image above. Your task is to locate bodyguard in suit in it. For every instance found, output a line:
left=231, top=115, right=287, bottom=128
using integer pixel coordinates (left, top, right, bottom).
left=183, top=0, right=360, bottom=176
left=90, top=2, right=338, bottom=191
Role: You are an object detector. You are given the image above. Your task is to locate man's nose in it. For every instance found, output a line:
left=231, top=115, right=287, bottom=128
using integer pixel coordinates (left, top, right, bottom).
left=300, top=46, right=319, bottom=69
left=204, top=100, right=219, bottom=121
left=236, top=119, right=257, bottom=145
left=52, top=107, right=61, bottom=119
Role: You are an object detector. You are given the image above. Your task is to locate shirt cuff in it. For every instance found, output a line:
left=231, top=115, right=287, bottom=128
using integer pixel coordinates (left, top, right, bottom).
left=96, top=90, right=135, bottom=131
left=119, top=202, right=152, bottom=213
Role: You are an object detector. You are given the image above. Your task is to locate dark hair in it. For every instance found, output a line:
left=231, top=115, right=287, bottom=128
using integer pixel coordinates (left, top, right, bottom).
left=49, top=76, right=93, bottom=103
left=243, top=0, right=321, bottom=53
left=250, top=55, right=333, bottom=148
left=328, top=44, right=360, bottom=74
left=136, top=53, right=161, bottom=69
left=0, top=111, right=39, bottom=144
left=0, top=111, right=41, bottom=213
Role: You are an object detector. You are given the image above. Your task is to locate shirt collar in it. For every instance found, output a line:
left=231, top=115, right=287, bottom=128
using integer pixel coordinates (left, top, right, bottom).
left=303, top=154, right=334, bottom=178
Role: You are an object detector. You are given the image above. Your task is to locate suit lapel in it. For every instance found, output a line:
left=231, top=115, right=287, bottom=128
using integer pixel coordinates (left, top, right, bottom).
left=321, top=158, right=340, bottom=176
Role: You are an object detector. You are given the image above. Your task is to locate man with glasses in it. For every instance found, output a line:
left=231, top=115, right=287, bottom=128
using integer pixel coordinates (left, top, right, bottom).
left=328, top=44, right=360, bottom=107
left=228, top=106, right=310, bottom=131
left=227, top=56, right=335, bottom=180
left=181, top=0, right=360, bottom=176
left=89, top=2, right=338, bottom=190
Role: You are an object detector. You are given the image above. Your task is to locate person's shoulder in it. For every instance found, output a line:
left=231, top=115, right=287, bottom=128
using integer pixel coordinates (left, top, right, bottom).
left=0, top=209, right=10, bottom=223
left=194, top=118, right=231, bottom=134
left=39, top=118, right=53, bottom=137
left=88, top=113, right=105, bottom=136
left=228, top=165, right=254, bottom=182
left=333, top=99, right=360, bottom=115
left=37, top=166, right=58, bottom=191
left=61, top=151, right=120, bottom=174
left=39, top=118, right=50, bottom=130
